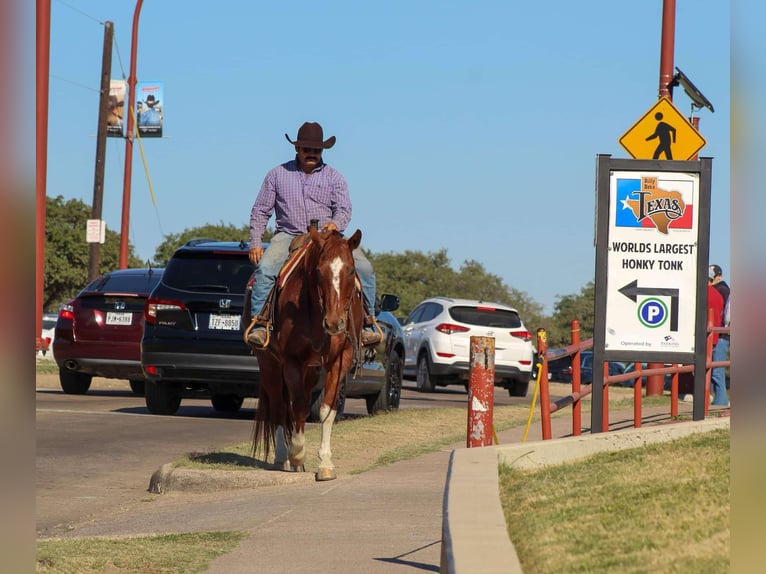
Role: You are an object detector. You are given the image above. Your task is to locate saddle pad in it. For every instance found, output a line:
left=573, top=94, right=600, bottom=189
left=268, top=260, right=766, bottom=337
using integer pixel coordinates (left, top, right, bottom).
left=277, top=239, right=312, bottom=290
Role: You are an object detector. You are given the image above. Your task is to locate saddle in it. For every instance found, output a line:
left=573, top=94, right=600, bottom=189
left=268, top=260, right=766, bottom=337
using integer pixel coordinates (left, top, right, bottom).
left=243, top=232, right=381, bottom=351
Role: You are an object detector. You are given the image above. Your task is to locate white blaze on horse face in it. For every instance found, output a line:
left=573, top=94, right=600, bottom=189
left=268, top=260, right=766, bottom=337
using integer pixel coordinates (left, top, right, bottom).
left=329, top=256, right=343, bottom=299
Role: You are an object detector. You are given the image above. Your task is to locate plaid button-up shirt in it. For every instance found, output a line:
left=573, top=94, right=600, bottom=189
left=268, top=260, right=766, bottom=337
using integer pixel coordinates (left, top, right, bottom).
left=249, top=159, right=352, bottom=243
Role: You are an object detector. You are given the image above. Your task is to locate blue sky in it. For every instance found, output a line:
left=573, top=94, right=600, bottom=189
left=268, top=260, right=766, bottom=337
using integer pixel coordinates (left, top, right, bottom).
left=41, top=1, right=730, bottom=314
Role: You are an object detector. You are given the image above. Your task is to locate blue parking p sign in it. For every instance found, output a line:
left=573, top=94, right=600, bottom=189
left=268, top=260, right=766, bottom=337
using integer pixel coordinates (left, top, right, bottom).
left=637, top=298, right=668, bottom=328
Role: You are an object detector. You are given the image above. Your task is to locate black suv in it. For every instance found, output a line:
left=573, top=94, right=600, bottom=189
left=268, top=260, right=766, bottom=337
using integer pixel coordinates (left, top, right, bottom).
left=141, top=240, right=258, bottom=415
left=141, top=239, right=406, bottom=418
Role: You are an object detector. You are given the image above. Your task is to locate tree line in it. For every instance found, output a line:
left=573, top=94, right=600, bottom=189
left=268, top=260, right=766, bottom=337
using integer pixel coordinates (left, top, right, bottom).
left=43, top=196, right=594, bottom=348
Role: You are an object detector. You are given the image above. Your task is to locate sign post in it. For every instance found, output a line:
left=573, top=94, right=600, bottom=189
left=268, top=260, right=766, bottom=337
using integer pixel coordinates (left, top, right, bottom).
left=592, top=155, right=712, bottom=428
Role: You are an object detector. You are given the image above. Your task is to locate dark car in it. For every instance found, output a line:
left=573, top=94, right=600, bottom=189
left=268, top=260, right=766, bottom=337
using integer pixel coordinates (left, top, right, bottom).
left=545, top=351, right=624, bottom=384
left=52, top=267, right=164, bottom=395
left=141, top=239, right=406, bottom=417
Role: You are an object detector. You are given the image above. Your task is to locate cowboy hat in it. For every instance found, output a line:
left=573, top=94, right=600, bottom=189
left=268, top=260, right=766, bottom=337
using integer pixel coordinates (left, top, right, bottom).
left=145, top=94, right=160, bottom=107
left=285, top=122, right=336, bottom=149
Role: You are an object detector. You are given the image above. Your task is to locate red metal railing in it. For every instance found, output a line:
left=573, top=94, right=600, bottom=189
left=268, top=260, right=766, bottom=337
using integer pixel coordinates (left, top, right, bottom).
left=536, top=312, right=729, bottom=439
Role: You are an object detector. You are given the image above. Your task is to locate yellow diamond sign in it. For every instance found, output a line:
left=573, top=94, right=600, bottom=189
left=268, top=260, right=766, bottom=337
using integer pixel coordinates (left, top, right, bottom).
left=619, top=97, right=706, bottom=160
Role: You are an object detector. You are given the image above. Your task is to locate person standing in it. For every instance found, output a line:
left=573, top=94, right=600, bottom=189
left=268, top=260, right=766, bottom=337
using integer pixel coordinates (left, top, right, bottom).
left=709, top=264, right=730, bottom=406
left=247, top=121, right=380, bottom=348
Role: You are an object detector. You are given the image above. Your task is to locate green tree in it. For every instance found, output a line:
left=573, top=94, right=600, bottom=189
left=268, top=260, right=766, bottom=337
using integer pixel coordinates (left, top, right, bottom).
left=546, top=281, right=596, bottom=348
left=44, top=195, right=143, bottom=312
left=151, top=223, right=274, bottom=266
left=368, top=249, right=544, bottom=329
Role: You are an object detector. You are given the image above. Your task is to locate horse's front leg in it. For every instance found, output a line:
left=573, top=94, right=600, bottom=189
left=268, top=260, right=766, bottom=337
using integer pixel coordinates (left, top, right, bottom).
left=283, top=362, right=307, bottom=472
left=273, top=425, right=290, bottom=471
left=316, top=402, right=337, bottom=481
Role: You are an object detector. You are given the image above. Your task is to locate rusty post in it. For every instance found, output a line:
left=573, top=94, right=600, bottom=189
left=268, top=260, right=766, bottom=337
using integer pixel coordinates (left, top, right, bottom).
left=537, top=329, right=552, bottom=440
left=602, top=362, right=609, bottom=432
left=570, top=320, right=581, bottom=436
left=670, top=367, right=679, bottom=418
left=633, top=361, right=642, bottom=427
left=704, top=307, right=714, bottom=416
left=466, top=336, right=495, bottom=448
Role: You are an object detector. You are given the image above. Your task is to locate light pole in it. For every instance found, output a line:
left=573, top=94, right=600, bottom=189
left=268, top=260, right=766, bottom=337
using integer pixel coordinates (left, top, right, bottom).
left=119, top=0, right=144, bottom=268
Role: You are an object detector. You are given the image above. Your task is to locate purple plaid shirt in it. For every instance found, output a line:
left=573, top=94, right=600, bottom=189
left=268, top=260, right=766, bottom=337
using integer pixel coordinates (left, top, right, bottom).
left=249, top=159, right=352, bottom=243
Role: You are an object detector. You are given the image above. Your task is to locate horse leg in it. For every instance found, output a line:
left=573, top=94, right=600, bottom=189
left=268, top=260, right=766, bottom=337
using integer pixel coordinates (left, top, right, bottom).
left=283, top=361, right=307, bottom=472
left=316, top=402, right=337, bottom=481
left=273, top=425, right=290, bottom=471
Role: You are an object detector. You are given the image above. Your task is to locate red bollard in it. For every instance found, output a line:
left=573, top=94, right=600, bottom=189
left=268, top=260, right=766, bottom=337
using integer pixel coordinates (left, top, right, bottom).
left=467, top=336, right=495, bottom=448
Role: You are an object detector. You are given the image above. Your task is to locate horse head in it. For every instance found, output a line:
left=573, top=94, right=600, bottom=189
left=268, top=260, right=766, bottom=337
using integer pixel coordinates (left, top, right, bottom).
left=308, top=227, right=362, bottom=336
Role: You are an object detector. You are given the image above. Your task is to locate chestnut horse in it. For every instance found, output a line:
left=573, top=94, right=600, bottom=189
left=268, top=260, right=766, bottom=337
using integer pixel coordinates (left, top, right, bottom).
left=252, top=227, right=364, bottom=481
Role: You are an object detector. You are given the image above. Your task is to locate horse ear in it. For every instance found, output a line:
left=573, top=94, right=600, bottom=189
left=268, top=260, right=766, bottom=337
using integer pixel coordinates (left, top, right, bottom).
left=347, top=229, right=362, bottom=251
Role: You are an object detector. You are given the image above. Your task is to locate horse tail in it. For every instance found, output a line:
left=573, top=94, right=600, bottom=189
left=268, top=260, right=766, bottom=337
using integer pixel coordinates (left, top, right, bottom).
left=252, top=369, right=295, bottom=462
left=252, top=391, right=275, bottom=461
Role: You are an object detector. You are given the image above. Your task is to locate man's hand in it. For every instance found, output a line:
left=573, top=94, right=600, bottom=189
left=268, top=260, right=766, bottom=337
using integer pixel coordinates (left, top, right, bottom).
left=322, top=222, right=338, bottom=232
left=249, top=246, right=264, bottom=265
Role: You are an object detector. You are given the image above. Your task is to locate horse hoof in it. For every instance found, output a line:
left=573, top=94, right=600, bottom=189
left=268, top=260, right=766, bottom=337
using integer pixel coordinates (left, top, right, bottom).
left=316, top=468, right=337, bottom=481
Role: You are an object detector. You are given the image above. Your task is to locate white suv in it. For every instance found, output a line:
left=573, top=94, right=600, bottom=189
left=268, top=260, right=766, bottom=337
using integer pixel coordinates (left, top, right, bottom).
left=401, top=297, right=534, bottom=396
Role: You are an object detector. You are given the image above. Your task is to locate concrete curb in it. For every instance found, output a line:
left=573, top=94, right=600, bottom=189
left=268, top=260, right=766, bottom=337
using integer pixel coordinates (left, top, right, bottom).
left=440, top=417, right=730, bottom=574
left=148, top=463, right=319, bottom=494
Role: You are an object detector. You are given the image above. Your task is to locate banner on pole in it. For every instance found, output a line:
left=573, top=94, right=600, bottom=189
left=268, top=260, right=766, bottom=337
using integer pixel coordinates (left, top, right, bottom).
left=136, top=81, right=164, bottom=138
left=106, top=80, right=126, bottom=138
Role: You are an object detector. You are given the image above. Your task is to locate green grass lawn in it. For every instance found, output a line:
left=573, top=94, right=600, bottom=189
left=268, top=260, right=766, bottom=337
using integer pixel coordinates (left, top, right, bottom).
left=499, top=428, right=730, bottom=573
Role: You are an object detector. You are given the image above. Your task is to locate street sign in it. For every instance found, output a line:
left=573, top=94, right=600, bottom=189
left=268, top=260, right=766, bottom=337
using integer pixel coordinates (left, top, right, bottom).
left=86, top=219, right=106, bottom=244
left=603, top=171, right=701, bottom=354
left=619, top=97, right=706, bottom=161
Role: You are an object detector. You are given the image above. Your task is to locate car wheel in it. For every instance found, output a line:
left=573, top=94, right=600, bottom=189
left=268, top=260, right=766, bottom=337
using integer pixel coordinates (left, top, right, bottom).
left=507, top=378, right=530, bottom=398
left=211, top=394, right=244, bottom=413
left=367, top=352, right=403, bottom=414
left=129, top=379, right=145, bottom=396
left=416, top=353, right=435, bottom=393
left=145, top=380, right=182, bottom=415
left=59, top=370, right=92, bottom=395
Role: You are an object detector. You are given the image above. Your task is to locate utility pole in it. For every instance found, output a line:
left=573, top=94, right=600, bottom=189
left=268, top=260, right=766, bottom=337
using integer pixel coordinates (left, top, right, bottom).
left=119, top=0, right=144, bottom=268
left=89, top=21, right=114, bottom=281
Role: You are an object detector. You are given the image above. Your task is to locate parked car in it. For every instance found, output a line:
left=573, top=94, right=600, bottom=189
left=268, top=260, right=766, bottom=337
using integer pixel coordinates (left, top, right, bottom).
left=52, top=267, right=164, bottom=395
left=545, top=351, right=625, bottom=384
left=618, top=362, right=672, bottom=389
left=580, top=351, right=625, bottom=384
left=401, top=297, right=534, bottom=396
left=141, top=239, right=406, bottom=417
left=38, top=312, right=58, bottom=358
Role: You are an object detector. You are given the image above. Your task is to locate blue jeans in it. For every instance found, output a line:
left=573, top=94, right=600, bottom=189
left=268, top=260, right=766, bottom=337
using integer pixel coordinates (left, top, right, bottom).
left=251, top=231, right=377, bottom=321
left=711, top=336, right=729, bottom=405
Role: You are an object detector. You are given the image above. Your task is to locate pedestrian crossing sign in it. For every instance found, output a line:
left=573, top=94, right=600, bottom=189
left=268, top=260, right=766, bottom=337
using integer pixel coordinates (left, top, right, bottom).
left=619, top=97, right=706, bottom=160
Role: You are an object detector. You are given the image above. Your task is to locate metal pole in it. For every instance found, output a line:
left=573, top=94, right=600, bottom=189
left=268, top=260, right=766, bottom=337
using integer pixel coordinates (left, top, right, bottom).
left=647, top=0, right=677, bottom=394
left=36, top=0, right=51, bottom=350
left=119, top=0, right=144, bottom=268
left=89, top=21, right=114, bottom=281
left=466, top=336, right=494, bottom=448
left=658, top=0, right=676, bottom=99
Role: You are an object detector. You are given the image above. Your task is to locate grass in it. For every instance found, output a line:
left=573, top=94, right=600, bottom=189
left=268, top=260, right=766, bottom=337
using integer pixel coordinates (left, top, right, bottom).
left=37, top=531, right=246, bottom=573
left=499, top=428, right=730, bottom=573
left=35, top=359, right=58, bottom=374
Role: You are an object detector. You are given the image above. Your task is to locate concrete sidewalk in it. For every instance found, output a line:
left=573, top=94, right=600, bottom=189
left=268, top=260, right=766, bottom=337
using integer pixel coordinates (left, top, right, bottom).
left=61, top=402, right=729, bottom=573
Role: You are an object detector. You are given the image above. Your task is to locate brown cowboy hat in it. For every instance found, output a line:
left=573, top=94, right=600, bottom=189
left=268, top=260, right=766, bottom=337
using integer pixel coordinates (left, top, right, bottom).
left=285, top=122, right=336, bottom=149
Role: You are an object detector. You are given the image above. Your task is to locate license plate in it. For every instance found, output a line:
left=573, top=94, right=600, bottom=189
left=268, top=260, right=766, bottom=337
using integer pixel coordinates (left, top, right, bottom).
left=209, top=314, right=240, bottom=331
left=106, top=312, right=133, bottom=326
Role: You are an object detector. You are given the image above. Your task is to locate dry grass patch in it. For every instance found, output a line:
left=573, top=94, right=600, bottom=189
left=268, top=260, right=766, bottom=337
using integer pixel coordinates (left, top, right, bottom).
left=37, top=531, right=245, bottom=573
left=499, top=428, right=729, bottom=573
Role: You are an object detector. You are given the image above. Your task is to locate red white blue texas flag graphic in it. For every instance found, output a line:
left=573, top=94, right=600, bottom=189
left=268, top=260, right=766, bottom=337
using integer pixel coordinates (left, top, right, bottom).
left=615, top=177, right=693, bottom=234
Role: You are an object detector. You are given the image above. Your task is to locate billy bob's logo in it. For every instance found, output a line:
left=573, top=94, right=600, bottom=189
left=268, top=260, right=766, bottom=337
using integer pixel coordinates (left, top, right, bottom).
left=616, top=176, right=692, bottom=235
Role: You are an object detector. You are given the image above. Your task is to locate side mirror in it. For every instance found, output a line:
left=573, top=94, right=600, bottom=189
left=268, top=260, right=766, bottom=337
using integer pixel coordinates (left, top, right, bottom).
left=377, top=293, right=400, bottom=313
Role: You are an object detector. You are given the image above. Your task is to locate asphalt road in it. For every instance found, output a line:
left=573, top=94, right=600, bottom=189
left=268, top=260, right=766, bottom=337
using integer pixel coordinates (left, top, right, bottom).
left=36, top=371, right=532, bottom=539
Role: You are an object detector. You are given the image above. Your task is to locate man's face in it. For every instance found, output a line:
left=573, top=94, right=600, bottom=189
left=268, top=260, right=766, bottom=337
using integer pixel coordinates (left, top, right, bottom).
left=296, top=146, right=322, bottom=173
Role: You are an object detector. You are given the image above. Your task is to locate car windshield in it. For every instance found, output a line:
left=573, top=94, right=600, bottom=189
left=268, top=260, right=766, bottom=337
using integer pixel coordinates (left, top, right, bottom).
left=163, top=252, right=253, bottom=294
left=87, top=271, right=163, bottom=294
left=448, top=306, right=521, bottom=328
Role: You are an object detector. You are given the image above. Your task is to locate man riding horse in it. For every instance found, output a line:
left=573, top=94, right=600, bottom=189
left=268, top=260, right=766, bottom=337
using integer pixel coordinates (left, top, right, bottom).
left=247, top=121, right=381, bottom=348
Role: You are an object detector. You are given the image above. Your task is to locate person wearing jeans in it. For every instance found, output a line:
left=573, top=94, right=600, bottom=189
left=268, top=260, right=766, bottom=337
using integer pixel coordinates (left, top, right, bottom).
left=246, top=121, right=380, bottom=348
left=709, top=264, right=730, bottom=406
